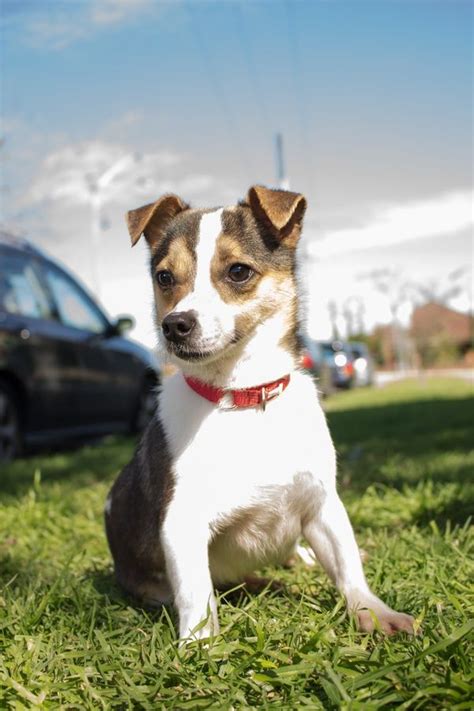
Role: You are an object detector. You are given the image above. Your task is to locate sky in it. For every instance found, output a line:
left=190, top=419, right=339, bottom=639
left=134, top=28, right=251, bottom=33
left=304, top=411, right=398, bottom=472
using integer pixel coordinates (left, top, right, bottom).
left=1, top=0, right=472, bottom=347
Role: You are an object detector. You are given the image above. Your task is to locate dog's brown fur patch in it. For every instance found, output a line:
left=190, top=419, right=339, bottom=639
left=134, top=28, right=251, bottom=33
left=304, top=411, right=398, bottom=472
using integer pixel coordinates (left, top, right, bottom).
left=105, top=416, right=174, bottom=604
left=152, top=235, right=196, bottom=319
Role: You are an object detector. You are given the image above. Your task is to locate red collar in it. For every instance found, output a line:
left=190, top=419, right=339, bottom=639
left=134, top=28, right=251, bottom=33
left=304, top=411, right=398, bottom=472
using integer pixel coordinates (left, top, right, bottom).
left=184, top=374, right=290, bottom=410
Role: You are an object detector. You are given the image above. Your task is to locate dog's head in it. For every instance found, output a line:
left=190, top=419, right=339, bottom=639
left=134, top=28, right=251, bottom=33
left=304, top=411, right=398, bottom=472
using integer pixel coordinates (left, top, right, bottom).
left=127, top=186, right=307, bottom=366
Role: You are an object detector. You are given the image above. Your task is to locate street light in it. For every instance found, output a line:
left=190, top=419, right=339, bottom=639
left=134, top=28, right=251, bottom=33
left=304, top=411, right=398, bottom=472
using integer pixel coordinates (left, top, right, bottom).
left=84, top=153, right=142, bottom=297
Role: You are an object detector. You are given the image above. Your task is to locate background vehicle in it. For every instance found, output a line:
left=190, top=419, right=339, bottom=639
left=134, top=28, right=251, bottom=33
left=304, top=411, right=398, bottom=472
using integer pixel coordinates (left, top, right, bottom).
left=321, top=340, right=356, bottom=390
left=347, top=341, right=375, bottom=387
left=300, top=336, right=333, bottom=396
left=313, top=340, right=356, bottom=391
left=0, top=233, right=160, bottom=460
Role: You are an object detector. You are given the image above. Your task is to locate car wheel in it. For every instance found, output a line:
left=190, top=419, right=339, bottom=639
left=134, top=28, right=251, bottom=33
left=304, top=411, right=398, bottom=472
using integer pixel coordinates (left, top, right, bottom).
left=131, top=379, right=158, bottom=433
left=0, top=381, right=22, bottom=461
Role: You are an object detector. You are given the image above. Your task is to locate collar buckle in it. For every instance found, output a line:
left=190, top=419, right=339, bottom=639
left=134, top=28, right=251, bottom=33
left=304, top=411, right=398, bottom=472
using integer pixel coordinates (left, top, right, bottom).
left=219, top=392, right=237, bottom=411
left=260, top=382, right=284, bottom=411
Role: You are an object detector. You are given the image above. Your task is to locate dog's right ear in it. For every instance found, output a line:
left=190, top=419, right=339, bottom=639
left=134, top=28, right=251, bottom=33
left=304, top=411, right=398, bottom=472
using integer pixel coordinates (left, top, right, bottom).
left=126, top=194, right=189, bottom=249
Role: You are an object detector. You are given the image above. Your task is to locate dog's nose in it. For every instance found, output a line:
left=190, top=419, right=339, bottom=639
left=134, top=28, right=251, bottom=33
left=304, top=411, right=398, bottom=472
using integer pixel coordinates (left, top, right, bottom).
left=162, top=311, right=197, bottom=343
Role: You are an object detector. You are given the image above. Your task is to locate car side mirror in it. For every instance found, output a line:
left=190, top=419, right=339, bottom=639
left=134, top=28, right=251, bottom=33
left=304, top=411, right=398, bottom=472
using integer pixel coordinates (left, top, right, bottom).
left=109, top=315, right=135, bottom=336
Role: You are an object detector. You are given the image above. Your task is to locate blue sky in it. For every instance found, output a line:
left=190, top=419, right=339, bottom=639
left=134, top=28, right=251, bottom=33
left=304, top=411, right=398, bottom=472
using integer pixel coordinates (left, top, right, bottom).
left=1, top=0, right=472, bottom=344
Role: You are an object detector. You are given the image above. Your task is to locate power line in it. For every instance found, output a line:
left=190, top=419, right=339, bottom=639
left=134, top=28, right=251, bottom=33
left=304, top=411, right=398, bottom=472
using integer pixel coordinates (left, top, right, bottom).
left=183, top=2, right=257, bottom=185
left=233, top=2, right=272, bottom=138
left=284, top=0, right=316, bottom=198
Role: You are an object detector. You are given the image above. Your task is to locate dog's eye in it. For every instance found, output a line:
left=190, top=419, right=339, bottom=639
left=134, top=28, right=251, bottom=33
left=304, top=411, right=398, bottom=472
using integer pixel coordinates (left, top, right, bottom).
left=156, top=270, right=175, bottom=287
left=228, top=263, right=253, bottom=283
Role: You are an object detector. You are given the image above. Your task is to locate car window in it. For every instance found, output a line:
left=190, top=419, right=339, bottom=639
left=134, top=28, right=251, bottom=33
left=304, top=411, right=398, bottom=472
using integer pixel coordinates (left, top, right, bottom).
left=0, top=250, right=52, bottom=319
left=305, top=340, right=322, bottom=362
left=321, top=343, right=337, bottom=362
left=43, top=266, right=107, bottom=334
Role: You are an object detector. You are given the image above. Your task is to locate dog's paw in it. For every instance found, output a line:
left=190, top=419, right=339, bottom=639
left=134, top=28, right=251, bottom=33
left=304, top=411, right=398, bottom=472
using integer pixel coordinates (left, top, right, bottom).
left=179, top=621, right=219, bottom=648
left=243, top=575, right=286, bottom=594
left=179, top=610, right=220, bottom=646
left=353, top=596, right=416, bottom=635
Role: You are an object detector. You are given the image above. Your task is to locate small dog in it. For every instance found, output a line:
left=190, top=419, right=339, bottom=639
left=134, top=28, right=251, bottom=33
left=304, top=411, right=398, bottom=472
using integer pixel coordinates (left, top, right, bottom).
left=105, top=186, right=415, bottom=641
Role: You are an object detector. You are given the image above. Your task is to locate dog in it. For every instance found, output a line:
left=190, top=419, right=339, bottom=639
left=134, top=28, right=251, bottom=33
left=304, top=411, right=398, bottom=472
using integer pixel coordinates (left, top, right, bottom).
left=105, top=185, right=415, bottom=641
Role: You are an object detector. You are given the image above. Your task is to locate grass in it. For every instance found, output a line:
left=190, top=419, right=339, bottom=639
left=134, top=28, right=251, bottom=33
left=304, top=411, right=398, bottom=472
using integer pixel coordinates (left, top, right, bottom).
left=0, top=377, right=473, bottom=709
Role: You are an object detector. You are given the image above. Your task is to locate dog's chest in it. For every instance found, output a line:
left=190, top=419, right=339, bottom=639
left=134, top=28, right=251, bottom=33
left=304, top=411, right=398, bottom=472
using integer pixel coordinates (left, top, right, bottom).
left=159, top=373, right=335, bottom=522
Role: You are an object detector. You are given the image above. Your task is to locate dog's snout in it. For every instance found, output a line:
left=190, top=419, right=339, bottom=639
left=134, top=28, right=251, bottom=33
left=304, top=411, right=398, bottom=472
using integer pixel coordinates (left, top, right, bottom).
left=162, top=311, right=197, bottom=343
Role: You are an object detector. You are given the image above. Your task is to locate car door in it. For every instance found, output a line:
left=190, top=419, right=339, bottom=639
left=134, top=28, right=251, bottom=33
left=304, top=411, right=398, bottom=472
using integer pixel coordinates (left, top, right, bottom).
left=0, top=246, right=83, bottom=432
left=100, top=334, right=149, bottom=423
left=37, top=260, right=130, bottom=427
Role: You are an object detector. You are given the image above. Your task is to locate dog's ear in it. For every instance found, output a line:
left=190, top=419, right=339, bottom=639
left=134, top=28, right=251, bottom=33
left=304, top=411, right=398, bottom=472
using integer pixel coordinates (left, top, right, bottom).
left=246, top=185, right=307, bottom=247
left=127, top=194, right=189, bottom=248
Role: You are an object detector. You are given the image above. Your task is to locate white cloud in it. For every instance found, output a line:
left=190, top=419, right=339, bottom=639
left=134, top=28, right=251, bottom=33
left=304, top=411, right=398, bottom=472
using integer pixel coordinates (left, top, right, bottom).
left=23, top=138, right=239, bottom=217
left=302, top=190, right=473, bottom=340
left=26, top=140, right=185, bottom=206
left=101, top=110, right=145, bottom=138
left=25, top=15, right=89, bottom=50
left=91, top=0, right=153, bottom=26
left=20, top=0, right=156, bottom=50
left=308, top=190, right=474, bottom=259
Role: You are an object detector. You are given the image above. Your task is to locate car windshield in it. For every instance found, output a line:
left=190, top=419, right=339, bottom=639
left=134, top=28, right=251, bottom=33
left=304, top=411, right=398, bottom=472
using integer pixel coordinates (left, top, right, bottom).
left=321, top=344, right=336, bottom=355
left=0, top=251, right=52, bottom=319
left=350, top=344, right=368, bottom=359
left=320, top=342, right=344, bottom=362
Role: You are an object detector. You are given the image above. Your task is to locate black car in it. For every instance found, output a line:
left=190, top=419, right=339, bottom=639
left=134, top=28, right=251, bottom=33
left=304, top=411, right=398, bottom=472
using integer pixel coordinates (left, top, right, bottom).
left=0, top=233, right=160, bottom=460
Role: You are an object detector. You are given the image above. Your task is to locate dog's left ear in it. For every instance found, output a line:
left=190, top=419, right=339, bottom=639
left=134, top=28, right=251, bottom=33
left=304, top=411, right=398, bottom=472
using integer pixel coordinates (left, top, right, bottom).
left=127, top=194, right=189, bottom=249
left=246, top=185, right=307, bottom=247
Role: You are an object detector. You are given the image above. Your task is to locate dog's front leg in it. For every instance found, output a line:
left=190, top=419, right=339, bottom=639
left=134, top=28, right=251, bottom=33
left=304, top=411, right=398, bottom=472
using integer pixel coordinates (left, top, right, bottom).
left=162, top=508, right=218, bottom=642
left=303, top=485, right=415, bottom=635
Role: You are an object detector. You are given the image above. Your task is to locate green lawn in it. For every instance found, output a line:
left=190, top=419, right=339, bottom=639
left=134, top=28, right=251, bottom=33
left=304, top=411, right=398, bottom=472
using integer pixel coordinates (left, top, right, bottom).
left=1, top=378, right=473, bottom=709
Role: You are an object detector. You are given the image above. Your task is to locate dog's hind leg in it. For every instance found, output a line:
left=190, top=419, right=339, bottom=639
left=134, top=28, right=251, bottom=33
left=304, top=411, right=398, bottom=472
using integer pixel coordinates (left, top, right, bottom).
left=284, top=541, right=317, bottom=568
left=285, top=541, right=366, bottom=568
left=302, top=485, right=416, bottom=635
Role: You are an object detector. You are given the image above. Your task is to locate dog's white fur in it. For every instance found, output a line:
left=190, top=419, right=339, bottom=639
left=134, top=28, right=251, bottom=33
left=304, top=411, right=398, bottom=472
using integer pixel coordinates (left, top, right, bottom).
left=154, top=209, right=414, bottom=640
left=169, top=210, right=295, bottom=387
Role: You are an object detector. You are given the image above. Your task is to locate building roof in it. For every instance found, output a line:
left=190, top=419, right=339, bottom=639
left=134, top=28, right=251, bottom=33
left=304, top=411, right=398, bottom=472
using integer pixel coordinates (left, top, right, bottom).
left=411, top=302, right=473, bottom=345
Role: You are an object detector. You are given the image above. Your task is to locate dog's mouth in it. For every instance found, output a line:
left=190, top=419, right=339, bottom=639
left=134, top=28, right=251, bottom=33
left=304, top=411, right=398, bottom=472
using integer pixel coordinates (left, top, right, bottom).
left=170, top=347, right=216, bottom=362
left=168, top=332, right=244, bottom=363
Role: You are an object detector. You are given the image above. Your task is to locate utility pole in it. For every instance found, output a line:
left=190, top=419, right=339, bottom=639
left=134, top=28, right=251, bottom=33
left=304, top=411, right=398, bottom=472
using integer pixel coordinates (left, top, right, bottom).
left=84, top=153, right=139, bottom=298
left=274, top=133, right=290, bottom=189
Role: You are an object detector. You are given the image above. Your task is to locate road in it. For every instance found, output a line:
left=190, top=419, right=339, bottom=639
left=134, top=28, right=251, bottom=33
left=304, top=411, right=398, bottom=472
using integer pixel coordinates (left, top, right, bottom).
left=375, top=368, right=473, bottom=387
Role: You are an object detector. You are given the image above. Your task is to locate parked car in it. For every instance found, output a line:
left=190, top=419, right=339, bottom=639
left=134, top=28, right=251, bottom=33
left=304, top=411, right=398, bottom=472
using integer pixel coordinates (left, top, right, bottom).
left=300, top=336, right=333, bottom=396
left=347, top=341, right=375, bottom=387
left=317, top=340, right=356, bottom=390
left=0, top=233, right=160, bottom=460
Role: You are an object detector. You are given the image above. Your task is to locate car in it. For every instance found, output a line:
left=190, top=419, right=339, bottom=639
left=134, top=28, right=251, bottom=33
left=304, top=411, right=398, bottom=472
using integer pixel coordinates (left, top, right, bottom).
left=317, top=340, right=356, bottom=390
left=347, top=341, right=375, bottom=387
left=300, top=336, right=333, bottom=396
left=0, top=232, right=160, bottom=460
